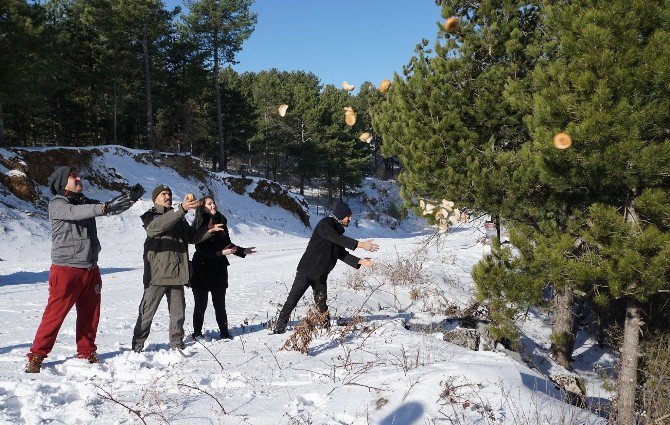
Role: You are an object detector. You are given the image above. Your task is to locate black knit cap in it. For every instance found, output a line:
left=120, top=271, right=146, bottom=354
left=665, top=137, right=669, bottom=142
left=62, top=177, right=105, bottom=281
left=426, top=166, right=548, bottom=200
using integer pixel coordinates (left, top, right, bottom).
left=151, top=184, right=172, bottom=202
left=332, top=201, right=352, bottom=220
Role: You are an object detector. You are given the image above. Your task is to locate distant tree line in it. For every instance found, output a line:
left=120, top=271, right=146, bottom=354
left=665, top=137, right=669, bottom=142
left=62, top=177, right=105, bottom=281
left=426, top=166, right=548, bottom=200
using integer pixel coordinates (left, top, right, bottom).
left=375, top=0, right=670, bottom=423
left=1, top=0, right=390, bottom=199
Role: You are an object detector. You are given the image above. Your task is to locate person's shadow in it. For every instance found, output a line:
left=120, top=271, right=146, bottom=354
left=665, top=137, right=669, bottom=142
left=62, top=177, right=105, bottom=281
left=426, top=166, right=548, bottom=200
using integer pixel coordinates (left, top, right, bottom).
left=1, top=267, right=136, bottom=287
left=379, top=401, right=424, bottom=425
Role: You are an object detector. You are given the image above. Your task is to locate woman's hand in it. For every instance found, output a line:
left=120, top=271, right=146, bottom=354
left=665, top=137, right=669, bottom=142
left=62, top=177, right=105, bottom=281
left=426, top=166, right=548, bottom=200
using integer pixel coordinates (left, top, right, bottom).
left=207, top=224, right=225, bottom=234
left=221, top=244, right=238, bottom=256
left=243, top=247, right=257, bottom=255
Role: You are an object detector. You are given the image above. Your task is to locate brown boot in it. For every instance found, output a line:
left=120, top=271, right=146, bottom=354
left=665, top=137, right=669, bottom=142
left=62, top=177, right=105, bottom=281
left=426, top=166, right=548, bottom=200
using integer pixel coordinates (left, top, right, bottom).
left=78, top=352, right=100, bottom=364
left=25, top=354, right=44, bottom=373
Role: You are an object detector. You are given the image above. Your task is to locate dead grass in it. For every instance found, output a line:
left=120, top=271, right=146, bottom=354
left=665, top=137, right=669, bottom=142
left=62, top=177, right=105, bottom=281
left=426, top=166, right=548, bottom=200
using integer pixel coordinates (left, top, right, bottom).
left=281, top=308, right=331, bottom=354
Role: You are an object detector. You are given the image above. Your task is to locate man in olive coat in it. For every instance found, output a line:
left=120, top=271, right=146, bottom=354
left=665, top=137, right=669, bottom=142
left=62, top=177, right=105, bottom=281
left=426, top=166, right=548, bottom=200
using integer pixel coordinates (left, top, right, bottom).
left=272, top=201, right=378, bottom=334
left=131, top=185, right=223, bottom=352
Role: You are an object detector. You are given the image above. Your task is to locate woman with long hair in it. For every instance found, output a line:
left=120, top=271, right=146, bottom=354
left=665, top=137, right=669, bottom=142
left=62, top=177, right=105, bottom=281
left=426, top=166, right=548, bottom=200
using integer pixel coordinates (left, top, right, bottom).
left=190, top=195, right=256, bottom=339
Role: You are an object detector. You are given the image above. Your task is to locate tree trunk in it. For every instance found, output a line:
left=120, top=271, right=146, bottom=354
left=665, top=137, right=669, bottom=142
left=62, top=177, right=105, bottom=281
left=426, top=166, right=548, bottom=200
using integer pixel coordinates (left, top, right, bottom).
left=263, top=111, right=269, bottom=179
left=617, top=299, right=641, bottom=425
left=113, top=79, right=118, bottom=146
left=551, top=285, right=576, bottom=368
left=616, top=192, right=642, bottom=425
left=494, top=214, right=501, bottom=241
left=142, top=26, right=155, bottom=149
left=214, top=32, right=226, bottom=172
left=299, top=122, right=305, bottom=195
left=272, top=146, right=278, bottom=181
left=0, top=101, right=5, bottom=147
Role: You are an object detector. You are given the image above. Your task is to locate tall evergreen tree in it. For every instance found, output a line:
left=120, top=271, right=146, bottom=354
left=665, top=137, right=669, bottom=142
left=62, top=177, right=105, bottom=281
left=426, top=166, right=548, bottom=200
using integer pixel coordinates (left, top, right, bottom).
left=112, top=0, right=177, bottom=148
left=355, top=81, right=386, bottom=177
left=282, top=71, right=322, bottom=195
left=218, top=67, right=257, bottom=169
left=374, top=0, right=544, bottom=225
left=183, top=0, right=256, bottom=171
left=522, top=1, right=670, bottom=421
left=0, top=0, right=47, bottom=146
left=318, top=85, right=370, bottom=201
left=249, top=69, right=288, bottom=180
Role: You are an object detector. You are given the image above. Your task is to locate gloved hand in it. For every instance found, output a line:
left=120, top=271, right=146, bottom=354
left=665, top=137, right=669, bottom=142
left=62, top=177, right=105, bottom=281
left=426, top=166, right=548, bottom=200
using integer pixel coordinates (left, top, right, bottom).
left=105, top=194, right=132, bottom=214
left=129, top=183, right=145, bottom=202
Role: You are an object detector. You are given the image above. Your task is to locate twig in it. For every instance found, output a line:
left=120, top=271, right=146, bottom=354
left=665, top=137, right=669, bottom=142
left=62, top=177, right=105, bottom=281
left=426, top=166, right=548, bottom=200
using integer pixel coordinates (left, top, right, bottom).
left=196, top=338, right=225, bottom=370
left=95, top=385, right=147, bottom=425
left=343, top=381, right=384, bottom=392
left=177, top=382, right=227, bottom=414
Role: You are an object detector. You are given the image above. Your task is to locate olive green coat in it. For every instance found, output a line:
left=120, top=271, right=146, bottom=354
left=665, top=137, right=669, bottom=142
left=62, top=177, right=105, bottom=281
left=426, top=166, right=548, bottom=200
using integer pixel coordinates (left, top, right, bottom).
left=141, top=204, right=211, bottom=287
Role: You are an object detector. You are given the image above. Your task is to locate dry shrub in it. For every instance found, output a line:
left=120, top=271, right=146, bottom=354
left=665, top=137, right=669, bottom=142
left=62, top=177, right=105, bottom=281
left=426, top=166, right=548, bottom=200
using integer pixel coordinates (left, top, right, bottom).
left=641, top=333, right=670, bottom=423
left=343, top=269, right=366, bottom=291
left=379, top=251, right=426, bottom=287
left=335, top=314, right=367, bottom=340
left=281, top=308, right=330, bottom=354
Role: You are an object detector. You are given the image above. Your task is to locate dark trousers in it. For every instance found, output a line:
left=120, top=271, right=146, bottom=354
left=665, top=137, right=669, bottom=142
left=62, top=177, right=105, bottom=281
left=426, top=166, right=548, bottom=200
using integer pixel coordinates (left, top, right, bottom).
left=275, top=271, right=327, bottom=332
left=192, top=286, right=228, bottom=336
left=132, top=285, right=185, bottom=350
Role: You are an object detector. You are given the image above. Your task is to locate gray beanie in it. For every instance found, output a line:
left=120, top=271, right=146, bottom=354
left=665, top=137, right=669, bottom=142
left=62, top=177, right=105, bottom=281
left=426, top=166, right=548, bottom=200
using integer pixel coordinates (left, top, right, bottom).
left=48, top=166, right=76, bottom=195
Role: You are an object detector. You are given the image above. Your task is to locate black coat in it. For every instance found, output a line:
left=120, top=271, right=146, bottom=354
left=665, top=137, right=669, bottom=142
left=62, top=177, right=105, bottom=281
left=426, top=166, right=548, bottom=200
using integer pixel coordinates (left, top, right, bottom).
left=190, top=211, right=246, bottom=291
left=297, top=216, right=361, bottom=280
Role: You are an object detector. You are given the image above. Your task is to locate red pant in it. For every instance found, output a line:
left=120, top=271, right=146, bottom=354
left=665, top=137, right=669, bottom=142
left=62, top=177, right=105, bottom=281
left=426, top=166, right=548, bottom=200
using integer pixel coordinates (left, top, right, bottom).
left=30, top=264, right=102, bottom=358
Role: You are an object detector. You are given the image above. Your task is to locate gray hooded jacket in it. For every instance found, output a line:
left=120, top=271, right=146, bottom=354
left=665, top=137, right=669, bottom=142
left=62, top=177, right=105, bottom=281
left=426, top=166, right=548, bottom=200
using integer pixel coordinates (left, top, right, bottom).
left=49, top=195, right=105, bottom=268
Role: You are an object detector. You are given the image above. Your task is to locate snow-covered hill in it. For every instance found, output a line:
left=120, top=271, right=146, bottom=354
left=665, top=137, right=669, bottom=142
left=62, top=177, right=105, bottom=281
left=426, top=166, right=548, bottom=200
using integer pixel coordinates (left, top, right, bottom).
left=0, top=147, right=609, bottom=424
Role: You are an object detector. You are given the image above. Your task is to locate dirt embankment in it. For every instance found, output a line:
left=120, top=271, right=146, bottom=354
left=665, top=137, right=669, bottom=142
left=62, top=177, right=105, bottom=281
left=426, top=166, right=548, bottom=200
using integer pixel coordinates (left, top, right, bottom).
left=0, top=147, right=309, bottom=226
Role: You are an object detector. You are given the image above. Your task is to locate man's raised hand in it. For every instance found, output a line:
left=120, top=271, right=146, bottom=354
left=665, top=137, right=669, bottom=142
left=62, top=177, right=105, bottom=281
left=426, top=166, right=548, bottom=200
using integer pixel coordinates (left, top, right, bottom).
left=358, top=239, right=379, bottom=252
left=105, top=194, right=132, bottom=214
left=358, top=258, right=374, bottom=268
left=129, top=183, right=145, bottom=202
left=181, top=198, right=200, bottom=211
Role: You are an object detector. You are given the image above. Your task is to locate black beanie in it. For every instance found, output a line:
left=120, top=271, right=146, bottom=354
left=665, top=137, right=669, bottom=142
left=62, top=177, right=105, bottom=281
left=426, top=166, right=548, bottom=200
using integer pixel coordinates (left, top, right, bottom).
left=151, top=184, right=172, bottom=202
left=332, top=201, right=352, bottom=220
left=48, top=166, right=76, bottom=195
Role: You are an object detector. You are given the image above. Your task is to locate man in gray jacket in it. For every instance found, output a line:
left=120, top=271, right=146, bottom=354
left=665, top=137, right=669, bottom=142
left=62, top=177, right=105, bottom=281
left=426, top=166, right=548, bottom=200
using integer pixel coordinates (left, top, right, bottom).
left=132, top=185, right=224, bottom=352
left=26, top=166, right=138, bottom=373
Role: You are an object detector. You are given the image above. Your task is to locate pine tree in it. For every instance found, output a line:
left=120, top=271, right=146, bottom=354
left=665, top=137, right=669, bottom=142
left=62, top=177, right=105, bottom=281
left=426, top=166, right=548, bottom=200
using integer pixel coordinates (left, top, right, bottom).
left=282, top=71, right=322, bottom=195
left=374, top=0, right=544, bottom=224
left=523, top=1, right=670, bottom=421
left=318, top=85, right=370, bottom=201
left=249, top=69, right=290, bottom=180
left=183, top=0, right=256, bottom=171
left=0, top=0, right=47, bottom=146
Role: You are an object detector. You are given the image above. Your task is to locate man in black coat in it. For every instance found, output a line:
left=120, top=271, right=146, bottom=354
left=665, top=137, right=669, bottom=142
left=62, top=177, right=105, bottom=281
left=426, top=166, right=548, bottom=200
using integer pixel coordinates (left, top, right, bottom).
left=272, top=201, right=378, bottom=334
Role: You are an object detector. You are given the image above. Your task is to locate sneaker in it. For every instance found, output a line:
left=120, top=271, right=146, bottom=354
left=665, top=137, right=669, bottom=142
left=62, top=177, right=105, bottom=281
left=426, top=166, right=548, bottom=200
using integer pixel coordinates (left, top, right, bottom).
left=220, top=330, right=233, bottom=340
left=172, top=341, right=185, bottom=350
left=271, top=328, right=286, bottom=335
left=25, top=354, right=44, bottom=373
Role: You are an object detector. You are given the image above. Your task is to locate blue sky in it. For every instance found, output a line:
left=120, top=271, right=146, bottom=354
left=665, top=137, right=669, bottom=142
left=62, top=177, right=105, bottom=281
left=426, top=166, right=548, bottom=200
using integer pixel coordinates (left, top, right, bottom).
left=167, top=0, right=443, bottom=90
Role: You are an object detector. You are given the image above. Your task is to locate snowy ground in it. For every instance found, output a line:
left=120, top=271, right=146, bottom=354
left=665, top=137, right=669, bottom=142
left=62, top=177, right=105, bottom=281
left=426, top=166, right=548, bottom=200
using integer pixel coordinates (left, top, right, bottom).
left=0, top=148, right=610, bottom=424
